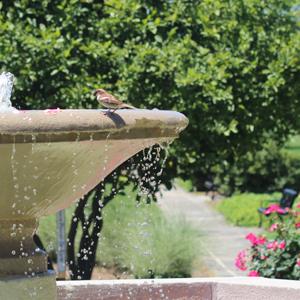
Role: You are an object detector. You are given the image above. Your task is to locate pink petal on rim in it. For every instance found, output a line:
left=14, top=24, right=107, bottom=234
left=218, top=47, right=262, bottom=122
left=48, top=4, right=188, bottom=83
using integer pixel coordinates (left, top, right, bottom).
left=44, top=108, right=61, bottom=115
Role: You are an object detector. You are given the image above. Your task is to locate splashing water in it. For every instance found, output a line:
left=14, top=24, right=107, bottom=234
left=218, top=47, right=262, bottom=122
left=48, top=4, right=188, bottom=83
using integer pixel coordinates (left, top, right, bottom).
left=0, top=72, right=17, bottom=111
left=128, top=142, right=171, bottom=200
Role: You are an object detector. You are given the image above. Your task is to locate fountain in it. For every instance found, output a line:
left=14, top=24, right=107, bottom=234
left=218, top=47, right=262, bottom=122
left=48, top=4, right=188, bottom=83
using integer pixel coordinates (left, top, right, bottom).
left=0, top=73, right=188, bottom=299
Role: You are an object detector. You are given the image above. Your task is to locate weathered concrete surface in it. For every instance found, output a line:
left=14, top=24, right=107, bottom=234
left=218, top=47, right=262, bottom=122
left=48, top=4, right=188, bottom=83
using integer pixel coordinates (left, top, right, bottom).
left=210, top=277, right=300, bottom=300
left=57, top=279, right=212, bottom=300
left=57, top=277, right=300, bottom=300
left=158, top=188, right=262, bottom=276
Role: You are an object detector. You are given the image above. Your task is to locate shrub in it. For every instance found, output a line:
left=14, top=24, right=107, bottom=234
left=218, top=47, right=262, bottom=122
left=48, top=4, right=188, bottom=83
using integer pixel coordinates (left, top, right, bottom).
left=38, top=193, right=200, bottom=278
left=98, top=196, right=199, bottom=278
left=175, top=178, right=195, bottom=192
left=235, top=205, right=300, bottom=279
left=213, top=140, right=300, bottom=195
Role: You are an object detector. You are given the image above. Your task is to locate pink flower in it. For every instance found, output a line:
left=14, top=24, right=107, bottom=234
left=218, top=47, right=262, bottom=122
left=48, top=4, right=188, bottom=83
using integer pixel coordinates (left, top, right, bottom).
left=267, top=240, right=285, bottom=250
left=13, top=110, right=27, bottom=114
left=248, top=270, right=259, bottom=277
left=246, top=233, right=266, bottom=246
left=267, top=241, right=278, bottom=250
left=257, top=236, right=267, bottom=245
left=246, top=233, right=257, bottom=245
left=278, top=241, right=286, bottom=250
left=296, top=260, right=300, bottom=267
left=295, top=223, right=300, bottom=229
left=264, top=204, right=287, bottom=215
left=296, top=203, right=300, bottom=209
left=269, top=223, right=278, bottom=232
left=44, top=108, right=61, bottom=115
left=235, top=250, right=247, bottom=271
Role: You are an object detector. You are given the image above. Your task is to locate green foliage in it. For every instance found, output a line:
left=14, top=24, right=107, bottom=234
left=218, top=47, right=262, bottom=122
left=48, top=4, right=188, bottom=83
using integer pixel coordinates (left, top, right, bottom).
left=236, top=208, right=300, bottom=279
left=0, top=0, right=299, bottom=188
left=175, top=178, right=195, bottom=192
left=212, top=139, right=300, bottom=195
left=98, top=195, right=199, bottom=278
left=216, top=193, right=281, bottom=227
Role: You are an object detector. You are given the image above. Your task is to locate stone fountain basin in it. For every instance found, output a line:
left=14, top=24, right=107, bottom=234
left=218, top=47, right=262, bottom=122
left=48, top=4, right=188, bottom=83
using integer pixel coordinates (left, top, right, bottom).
left=0, top=109, right=188, bottom=219
left=0, top=108, right=188, bottom=298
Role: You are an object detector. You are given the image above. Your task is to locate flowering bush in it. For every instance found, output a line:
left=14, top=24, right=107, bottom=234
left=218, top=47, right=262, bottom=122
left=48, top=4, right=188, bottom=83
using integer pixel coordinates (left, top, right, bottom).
left=235, top=204, right=300, bottom=279
left=263, top=203, right=288, bottom=215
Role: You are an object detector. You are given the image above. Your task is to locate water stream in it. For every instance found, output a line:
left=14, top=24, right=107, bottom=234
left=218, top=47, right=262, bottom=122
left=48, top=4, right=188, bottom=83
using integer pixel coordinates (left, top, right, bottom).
left=0, top=72, right=17, bottom=112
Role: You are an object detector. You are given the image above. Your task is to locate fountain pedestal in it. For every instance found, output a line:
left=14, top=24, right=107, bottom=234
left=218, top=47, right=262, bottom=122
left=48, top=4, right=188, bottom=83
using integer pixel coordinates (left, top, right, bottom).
left=0, top=219, right=46, bottom=275
left=0, top=219, right=56, bottom=299
left=0, top=272, right=56, bottom=300
left=0, top=109, right=188, bottom=299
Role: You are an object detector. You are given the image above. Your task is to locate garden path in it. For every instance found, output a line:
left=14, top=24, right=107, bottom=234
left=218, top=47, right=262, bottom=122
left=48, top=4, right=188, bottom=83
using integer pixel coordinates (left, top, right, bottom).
left=158, top=187, right=262, bottom=277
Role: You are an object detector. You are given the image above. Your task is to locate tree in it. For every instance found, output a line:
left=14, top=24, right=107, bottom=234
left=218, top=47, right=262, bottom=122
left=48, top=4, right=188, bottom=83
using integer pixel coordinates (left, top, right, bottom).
left=0, top=0, right=299, bottom=277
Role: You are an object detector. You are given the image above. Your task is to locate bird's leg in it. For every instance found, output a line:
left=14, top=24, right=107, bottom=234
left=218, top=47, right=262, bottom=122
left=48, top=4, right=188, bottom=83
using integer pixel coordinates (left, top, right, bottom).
left=103, top=109, right=111, bottom=115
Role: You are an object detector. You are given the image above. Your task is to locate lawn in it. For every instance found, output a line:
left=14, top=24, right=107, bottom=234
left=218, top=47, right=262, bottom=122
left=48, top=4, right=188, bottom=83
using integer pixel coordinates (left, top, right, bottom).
left=215, top=192, right=300, bottom=228
left=215, top=193, right=281, bottom=228
left=284, top=135, right=300, bottom=160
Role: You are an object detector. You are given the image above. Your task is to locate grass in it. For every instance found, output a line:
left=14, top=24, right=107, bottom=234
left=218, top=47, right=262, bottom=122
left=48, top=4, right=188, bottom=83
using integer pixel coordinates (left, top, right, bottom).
left=37, top=189, right=200, bottom=278
left=216, top=192, right=300, bottom=228
left=38, top=205, right=76, bottom=259
left=215, top=193, right=281, bottom=227
left=284, top=134, right=300, bottom=160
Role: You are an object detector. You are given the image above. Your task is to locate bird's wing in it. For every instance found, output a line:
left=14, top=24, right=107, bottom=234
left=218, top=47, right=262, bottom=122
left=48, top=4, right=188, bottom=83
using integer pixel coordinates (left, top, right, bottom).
left=104, top=94, right=123, bottom=105
left=120, top=103, right=136, bottom=109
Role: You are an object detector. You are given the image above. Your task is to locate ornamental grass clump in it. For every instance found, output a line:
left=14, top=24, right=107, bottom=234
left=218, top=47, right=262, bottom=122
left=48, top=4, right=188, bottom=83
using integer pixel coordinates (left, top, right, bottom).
left=235, top=204, right=300, bottom=279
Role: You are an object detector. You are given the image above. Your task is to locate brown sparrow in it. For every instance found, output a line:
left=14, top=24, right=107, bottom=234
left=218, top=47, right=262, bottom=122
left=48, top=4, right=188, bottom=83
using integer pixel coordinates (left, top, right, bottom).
left=94, top=89, right=135, bottom=113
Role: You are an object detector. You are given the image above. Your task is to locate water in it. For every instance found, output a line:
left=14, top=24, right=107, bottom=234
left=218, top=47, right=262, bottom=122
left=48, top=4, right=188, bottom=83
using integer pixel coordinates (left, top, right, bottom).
left=0, top=72, right=17, bottom=112
left=128, top=142, right=171, bottom=199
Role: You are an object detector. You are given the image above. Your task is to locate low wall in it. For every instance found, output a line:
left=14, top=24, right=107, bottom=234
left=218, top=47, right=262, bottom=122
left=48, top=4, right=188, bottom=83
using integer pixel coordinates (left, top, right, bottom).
left=57, top=277, right=300, bottom=300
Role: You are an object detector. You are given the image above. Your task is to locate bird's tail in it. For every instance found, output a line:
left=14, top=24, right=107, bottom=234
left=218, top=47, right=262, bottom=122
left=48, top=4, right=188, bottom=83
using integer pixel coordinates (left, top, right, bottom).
left=121, top=103, right=136, bottom=109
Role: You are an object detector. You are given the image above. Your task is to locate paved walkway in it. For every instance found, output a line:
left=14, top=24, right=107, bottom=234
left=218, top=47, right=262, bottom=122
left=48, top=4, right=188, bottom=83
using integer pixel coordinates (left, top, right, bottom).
left=158, top=188, right=261, bottom=277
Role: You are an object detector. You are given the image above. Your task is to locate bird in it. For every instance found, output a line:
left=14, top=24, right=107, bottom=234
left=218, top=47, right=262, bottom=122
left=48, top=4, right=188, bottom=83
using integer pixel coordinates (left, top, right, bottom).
left=94, top=89, right=135, bottom=114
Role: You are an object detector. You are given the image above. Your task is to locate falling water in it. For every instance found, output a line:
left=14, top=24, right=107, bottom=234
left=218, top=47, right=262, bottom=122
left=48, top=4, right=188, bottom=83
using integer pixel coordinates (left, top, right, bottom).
left=156, top=140, right=172, bottom=177
left=10, top=135, right=21, bottom=215
left=0, top=72, right=17, bottom=112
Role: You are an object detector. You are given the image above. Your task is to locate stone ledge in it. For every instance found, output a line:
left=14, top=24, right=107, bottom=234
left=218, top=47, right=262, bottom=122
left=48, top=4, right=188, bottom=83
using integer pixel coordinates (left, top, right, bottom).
left=57, top=277, right=300, bottom=300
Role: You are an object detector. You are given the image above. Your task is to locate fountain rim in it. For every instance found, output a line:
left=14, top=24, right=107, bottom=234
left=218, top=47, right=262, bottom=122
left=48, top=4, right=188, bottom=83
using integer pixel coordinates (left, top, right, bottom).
left=0, top=109, right=188, bottom=132
left=0, top=109, right=188, bottom=142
